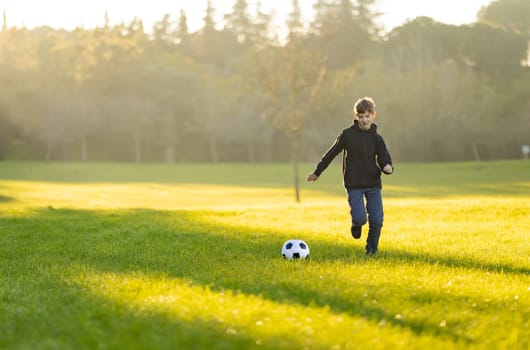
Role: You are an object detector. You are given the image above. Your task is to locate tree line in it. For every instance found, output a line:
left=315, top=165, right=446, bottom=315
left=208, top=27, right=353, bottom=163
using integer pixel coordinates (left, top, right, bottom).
left=0, top=0, right=528, bottom=164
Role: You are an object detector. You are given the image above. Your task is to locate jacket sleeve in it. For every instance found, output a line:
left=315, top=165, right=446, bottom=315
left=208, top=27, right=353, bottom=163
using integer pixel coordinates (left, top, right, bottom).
left=314, top=130, right=345, bottom=176
left=376, top=135, right=393, bottom=174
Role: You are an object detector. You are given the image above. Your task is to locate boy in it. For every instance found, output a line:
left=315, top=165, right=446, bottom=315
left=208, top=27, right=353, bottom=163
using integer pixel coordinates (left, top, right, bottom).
left=306, top=97, right=393, bottom=255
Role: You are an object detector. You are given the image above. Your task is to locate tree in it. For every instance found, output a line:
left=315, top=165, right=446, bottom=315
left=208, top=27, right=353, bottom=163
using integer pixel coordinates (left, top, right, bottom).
left=0, top=102, right=15, bottom=159
left=287, top=0, right=304, bottom=43
left=252, top=0, right=327, bottom=202
left=196, top=74, right=239, bottom=163
left=153, top=67, right=202, bottom=164
left=310, top=0, right=378, bottom=69
left=203, top=0, right=216, bottom=33
left=1, top=0, right=528, bottom=163
left=478, top=0, right=530, bottom=35
left=477, top=0, right=530, bottom=66
left=384, top=17, right=458, bottom=73
left=224, top=0, right=252, bottom=44
left=461, top=23, right=527, bottom=77
left=176, top=9, right=191, bottom=55
left=355, top=0, right=382, bottom=39
left=251, top=1, right=274, bottom=46
left=152, top=14, right=174, bottom=49
left=2, top=9, right=7, bottom=32
left=190, top=1, right=240, bottom=68
left=219, top=91, right=273, bottom=163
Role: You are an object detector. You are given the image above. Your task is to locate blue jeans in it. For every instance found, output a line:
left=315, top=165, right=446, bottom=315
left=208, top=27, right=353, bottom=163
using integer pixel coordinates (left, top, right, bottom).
left=347, top=188, right=384, bottom=252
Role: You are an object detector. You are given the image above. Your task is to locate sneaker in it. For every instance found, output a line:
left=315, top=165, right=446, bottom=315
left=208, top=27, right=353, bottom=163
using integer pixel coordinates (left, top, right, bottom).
left=351, top=225, right=361, bottom=239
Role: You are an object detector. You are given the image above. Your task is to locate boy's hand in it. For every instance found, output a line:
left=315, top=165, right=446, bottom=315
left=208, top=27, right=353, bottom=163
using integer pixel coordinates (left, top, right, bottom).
left=382, top=164, right=393, bottom=174
left=306, top=172, right=319, bottom=182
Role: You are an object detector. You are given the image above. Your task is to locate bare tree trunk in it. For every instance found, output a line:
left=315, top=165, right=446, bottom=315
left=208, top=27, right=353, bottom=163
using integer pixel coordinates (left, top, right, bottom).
left=526, top=39, right=530, bottom=67
left=471, top=142, right=481, bottom=162
left=134, top=138, right=142, bottom=163
left=164, top=145, right=174, bottom=164
left=209, top=137, right=219, bottom=163
left=247, top=141, right=255, bottom=163
left=81, top=135, right=88, bottom=161
left=291, top=132, right=300, bottom=203
left=265, top=142, right=273, bottom=162
left=45, top=136, right=54, bottom=161
left=252, top=37, right=326, bottom=203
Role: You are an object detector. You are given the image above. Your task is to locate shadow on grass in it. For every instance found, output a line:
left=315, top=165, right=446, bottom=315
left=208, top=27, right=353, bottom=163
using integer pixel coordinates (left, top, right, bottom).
left=2, top=207, right=528, bottom=347
left=317, top=247, right=530, bottom=276
left=0, top=195, right=14, bottom=203
left=0, top=277, right=264, bottom=349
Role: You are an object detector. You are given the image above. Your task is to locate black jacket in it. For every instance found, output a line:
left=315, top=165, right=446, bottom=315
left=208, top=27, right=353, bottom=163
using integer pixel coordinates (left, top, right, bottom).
left=313, top=120, right=393, bottom=190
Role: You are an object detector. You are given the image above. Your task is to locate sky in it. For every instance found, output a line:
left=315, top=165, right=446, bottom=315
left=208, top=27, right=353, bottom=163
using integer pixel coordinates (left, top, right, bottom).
left=0, top=0, right=493, bottom=34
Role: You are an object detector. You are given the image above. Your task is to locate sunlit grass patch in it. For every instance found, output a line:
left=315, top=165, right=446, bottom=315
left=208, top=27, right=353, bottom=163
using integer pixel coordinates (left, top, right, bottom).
left=0, top=161, right=529, bottom=349
left=59, top=256, right=526, bottom=350
left=63, top=268, right=431, bottom=349
left=0, top=180, right=304, bottom=212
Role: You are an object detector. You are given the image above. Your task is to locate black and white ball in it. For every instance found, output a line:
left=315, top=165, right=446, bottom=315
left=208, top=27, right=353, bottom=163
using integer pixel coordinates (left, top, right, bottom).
left=282, top=239, right=310, bottom=260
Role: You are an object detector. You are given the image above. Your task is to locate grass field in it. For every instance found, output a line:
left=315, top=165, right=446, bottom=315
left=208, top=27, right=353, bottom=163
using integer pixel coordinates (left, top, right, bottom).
left=0, top=160, right=528, bottom=349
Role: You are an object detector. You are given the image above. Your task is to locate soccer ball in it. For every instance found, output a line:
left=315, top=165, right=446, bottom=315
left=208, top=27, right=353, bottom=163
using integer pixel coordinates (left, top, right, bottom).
left=281, top=239, right=310, bottom=260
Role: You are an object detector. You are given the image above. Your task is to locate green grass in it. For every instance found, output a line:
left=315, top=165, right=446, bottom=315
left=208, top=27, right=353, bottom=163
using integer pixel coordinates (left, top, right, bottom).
left=0, top=160, right=528, bottom=349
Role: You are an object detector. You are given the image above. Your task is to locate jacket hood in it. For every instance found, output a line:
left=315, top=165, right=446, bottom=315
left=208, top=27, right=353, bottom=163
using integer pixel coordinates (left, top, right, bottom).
left=352, top=119, right=377, bottom=133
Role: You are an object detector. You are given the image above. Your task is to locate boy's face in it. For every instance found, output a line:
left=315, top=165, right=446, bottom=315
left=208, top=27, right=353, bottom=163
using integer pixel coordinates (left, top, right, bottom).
left=356, top=111, right=376, bottom=130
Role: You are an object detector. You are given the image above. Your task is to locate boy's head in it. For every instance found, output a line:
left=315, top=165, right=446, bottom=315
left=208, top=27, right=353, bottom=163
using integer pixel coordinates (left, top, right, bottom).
left=353, top=97, right=376, bottom=131
left=353, top=96, right=376, bottom=116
